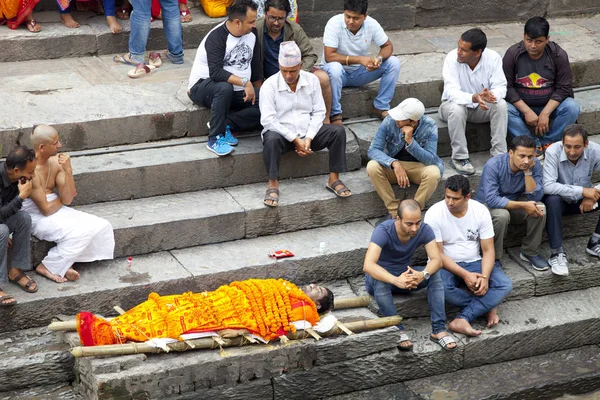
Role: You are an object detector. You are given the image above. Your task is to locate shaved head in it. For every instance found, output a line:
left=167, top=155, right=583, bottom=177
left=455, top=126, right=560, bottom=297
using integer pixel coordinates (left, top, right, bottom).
left=31, top=125, right=59, bottom=149
left=398, top=199, right=421, bottom=219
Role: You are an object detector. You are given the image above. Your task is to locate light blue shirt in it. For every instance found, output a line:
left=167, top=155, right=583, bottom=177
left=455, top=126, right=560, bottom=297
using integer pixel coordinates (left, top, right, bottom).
left=321, top=14, right=388, bottom=72
left=543, top=140, right=600, bottom=203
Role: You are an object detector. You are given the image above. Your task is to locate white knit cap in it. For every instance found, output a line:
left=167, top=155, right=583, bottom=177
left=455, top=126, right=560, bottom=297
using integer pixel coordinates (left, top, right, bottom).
left=279, top=41, right=302, bottom=67
left=388, top=98, right=425, bottom=121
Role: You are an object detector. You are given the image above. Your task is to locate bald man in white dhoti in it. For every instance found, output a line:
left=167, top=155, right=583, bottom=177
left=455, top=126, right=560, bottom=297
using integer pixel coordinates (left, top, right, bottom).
left=23, top=125, right=115, bottom=283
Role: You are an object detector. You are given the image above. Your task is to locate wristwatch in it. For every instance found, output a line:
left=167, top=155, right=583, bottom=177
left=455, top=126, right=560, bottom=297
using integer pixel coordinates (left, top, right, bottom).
left=524, top=171, right=533, bottom=176
left=241, top=77, right=248, bottom=87
left=423, top=271, right=430, bottom=280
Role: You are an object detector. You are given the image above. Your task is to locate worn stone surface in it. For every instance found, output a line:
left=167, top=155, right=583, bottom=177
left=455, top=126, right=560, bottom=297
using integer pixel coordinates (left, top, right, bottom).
left=70, top=129, right=361, bottom=205
left=0, top=327, right=74, bottom=391
left=405, top=345, right=600, bottom=400
left=0, top=383, right=79, bottom=400
left=0, top=252, right=195, bottom=333
left=323, top=382, right=421, bottom=400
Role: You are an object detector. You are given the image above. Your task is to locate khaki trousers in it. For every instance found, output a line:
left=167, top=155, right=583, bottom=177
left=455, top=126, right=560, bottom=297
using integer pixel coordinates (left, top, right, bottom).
left=488, top=203, right=546, bottom=259
left=367, top=160, right=441, bottom=216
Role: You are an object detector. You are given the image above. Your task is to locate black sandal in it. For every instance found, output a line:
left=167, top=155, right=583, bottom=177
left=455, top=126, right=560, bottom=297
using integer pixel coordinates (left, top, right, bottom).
left=263, top=188, right=279, bottom=207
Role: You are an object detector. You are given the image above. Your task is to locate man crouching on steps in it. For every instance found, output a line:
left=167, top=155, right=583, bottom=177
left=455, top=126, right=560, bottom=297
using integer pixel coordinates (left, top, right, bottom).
left=363, top=199, right=457, bottom=351
left=259, top=41, right=351, bottom=207
left=24, top=125, right=115, bottom=283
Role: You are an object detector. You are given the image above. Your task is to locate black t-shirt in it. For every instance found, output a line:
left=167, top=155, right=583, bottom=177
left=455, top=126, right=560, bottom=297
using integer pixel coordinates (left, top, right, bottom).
left=392, top=146, right=418, bottom=163
left=514, top=52, right=555, bottom=107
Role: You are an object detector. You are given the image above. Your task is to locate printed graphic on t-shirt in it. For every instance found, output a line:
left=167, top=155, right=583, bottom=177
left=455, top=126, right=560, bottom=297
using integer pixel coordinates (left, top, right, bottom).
left=224, top=42, right=253, bottom=71
left=514, top=53, right=555, bottom=107
left=466, top=228, right=479, bottom=241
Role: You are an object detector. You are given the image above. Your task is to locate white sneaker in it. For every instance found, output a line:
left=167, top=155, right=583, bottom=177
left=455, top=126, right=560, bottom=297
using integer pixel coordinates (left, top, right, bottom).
left=548, top=252, right=569, bottom=276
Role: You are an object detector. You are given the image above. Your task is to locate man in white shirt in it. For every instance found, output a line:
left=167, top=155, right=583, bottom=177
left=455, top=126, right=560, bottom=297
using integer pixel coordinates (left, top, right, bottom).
left=439, top=28, right=508, bottom=175
left=319, top=0, right=400, bottom=124
left=260, top=42, right=351, bottom=207
left=424, top=175, right=513, bottom=336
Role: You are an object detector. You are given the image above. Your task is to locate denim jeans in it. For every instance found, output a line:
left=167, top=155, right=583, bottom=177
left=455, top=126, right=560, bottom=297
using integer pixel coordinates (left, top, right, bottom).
left=365, top=266, right=446, bottom=334
left=128, top=0, right=184, bottom=64
left=321, top=57, right=401, bottom=117
left=507, top=97, right=579, bottom=146
left=543, top=194, right=600, bottom=250
left=439, top=260, right=512, bottom=322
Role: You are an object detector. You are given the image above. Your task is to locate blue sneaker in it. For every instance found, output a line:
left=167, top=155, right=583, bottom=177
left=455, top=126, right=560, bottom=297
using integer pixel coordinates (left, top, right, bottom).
left=519, top=252, right=549, bottom=271
left=223, top=125, right=238, bottom=146
left=207, top=135, right=234, bottom=156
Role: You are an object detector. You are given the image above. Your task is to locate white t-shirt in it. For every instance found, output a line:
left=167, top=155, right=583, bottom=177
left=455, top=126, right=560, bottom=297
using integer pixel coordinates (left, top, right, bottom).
left=321, top=14, right=388, bottom=72
left=423, top=199, right=494, bottom=263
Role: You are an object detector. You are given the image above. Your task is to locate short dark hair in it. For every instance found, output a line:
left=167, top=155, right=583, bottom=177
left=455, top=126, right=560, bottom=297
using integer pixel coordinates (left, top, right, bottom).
left=227, top=0, right=257, bottom=21
left=524, top=16, right=550, bottom=39
left=319, top=288, right=335, bottom=314
left=6, top=146, right=36, bottom=170
left=264, top=0, right=291, bottom=16
left=445, top=174, right=470, bottom=197
left=398, top=199, right=421, bottom=218
left=461, top=28, right=487, bottom=52
left=563, top=124, right=588, bottom=143
left=510, top=135, right=536, bottom=150
left=344, top=0, right=368, bottom=15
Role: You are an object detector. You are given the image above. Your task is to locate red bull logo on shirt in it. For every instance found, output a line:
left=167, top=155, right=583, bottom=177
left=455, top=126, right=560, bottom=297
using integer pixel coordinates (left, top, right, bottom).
left=515, top=72, right=552, bottom=89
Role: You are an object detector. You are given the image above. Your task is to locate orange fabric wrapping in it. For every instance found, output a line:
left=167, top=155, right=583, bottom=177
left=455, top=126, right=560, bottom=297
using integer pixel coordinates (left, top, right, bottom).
left=200, top=0, right=232, bottom=18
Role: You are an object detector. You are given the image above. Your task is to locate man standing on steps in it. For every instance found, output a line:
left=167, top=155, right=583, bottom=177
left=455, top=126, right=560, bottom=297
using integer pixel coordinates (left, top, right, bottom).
left=367, top=98, right=444, bottom=218
left=319, top=0, right=401, bottom=125
left=363, top=199, right=457, bottom=351
left=439, top=28, right=508, bottom=175
left=424, top=175, right=513, bottom=337
left=543, top=124, right=600, bottom=276
left=503, top=16, right=579, bottom=159
left=24, top=125, right=115, bottom=284
left=260, top=41, right=351, bottom=207
left=0, top=146, right=38, bottom=306
left=474, top=135, right=548, bottom=272
left=255, top=0, right=333, bottom=123
left=188, top=0, right=263, bottom=157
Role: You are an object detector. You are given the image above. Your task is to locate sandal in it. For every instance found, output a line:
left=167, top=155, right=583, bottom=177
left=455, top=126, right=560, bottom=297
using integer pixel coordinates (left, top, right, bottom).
left=26, top=19, right=42, bottom=33
left=263, top=188, right=279, bottom=207
left=127, top=63, right=157, bottom=79
left=330, top=113, right=343, bottom=125
left=180, top=9, right=192, bottom=23
left=430, top=334, right=457, bottom=351
left=113, top=54, right=138, bottom=66
left=326, top=179, right=351, bottom=198
left=116, top=6, right=131, bottom=20
left=148, top=52, right=162, bottom=68
left=9, top=271, right=38, bottom=293
left=397, top=332, right=413, bottom=351
left=0, top=291, right=17, bottom=307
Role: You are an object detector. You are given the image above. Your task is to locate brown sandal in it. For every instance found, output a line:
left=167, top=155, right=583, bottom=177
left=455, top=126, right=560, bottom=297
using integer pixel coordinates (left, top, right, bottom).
left=0, top=290, right=17, bottom=306
left=326, top=180, right=351, bottom=198
left=9, top=272, right=38, bottom=293
left=263, top=188, right=279, bottom=207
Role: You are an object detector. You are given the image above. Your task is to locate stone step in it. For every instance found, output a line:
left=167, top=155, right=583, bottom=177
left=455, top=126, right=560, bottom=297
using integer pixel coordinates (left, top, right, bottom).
left=350, top=95, right=600, bottom=162
left=68, top=285, right=600, bottom=399
left=2, top=15, right=600, bottom=154
left=326, top=345, right=600, bottom=400
left=0, top=327, right=74, bottom=392
left=68, top=129, right=361, bottom=205
left=0, top=384, right=79, bottom=400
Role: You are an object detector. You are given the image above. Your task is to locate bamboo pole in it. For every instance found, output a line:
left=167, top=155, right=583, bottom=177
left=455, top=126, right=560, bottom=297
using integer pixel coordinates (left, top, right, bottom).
left=70, top=316, right=401, bottom=358
left=48, top=295, right=373, bottom=332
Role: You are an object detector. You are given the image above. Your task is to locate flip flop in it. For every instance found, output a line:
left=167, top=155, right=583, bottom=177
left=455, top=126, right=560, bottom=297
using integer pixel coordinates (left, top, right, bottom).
left=113, top=54, right=138, bottom=66
left=127, top=63, right=157, bottom=79
left=397, top=332, right=413, bottom=351
left=326, top=179, right=351, bottom=198
left=9, top=271, right=38, bottom=293
left=430, top=334, right=457, bottom=351
left=148, top=52, right=162, bottom=68
left=26, top=19, right=42, bottom=33
left=263, top=188, right=279, bottom=207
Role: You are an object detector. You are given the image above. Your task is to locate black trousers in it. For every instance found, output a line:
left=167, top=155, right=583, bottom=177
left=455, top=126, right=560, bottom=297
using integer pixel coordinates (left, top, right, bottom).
left=262, top=124, right=347, bottom=180
left=189, top=78, right=262, bottom=140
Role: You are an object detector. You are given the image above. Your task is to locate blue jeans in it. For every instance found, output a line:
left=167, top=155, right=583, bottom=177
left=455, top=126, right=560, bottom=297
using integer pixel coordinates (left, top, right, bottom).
left=321, top=57, right=401, bottom=117
left=543, top=194, right=600, bottom=250
left=439, top=260, right=512, bottom=322
left=128, top=0, right=184, bottom=64
left=507, top=97, right=579, bottom=146
left=365, top=266, right=446, bottom=334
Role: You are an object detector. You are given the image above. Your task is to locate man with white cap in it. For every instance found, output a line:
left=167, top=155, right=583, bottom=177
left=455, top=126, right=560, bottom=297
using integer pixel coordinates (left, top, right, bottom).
left=367, top=98, right=444, bottom=219
left=259, top=41, right=351, bottom=207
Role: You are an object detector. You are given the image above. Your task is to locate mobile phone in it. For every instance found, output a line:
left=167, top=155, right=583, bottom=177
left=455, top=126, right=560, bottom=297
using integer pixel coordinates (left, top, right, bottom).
left=19, top=177, right=27, bottom=185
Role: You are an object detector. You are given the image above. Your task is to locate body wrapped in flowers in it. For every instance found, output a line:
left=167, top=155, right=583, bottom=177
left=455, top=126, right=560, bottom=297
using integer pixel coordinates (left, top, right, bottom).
left=76, top=279, right=320, bottom=346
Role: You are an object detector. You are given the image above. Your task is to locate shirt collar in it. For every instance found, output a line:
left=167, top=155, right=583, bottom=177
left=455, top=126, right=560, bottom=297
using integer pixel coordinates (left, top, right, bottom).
left=277, top=71, right=308, bottom=92
left=559, top=145, right=589, bottom=163
left=0, top=162, right=12, bottom=189
left=263, top=24, right=283, bottom=40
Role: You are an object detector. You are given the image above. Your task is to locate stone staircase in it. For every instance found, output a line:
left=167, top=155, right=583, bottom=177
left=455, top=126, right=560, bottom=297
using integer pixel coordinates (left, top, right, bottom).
left=1, top=6, right=600, bottom=399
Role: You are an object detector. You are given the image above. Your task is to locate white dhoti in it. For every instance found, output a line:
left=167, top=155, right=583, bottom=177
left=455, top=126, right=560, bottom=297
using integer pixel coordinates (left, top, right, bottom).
left=23, top=194, right=115, bottom=277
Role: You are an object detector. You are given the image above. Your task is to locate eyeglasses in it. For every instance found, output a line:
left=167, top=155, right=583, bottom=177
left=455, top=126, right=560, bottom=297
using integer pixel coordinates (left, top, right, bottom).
left=266, top=14, right=286, bottom=24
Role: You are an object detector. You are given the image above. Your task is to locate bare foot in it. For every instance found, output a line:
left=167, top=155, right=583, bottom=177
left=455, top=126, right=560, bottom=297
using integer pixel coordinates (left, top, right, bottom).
left=25, top=14, right=42, bottom=32
left=106, top=16, right=122, bottom=34
left=430, top=331, right=457, bottom=350
left=35, top=264, right=67, bottom=283
left=486, top=308, right=500, bottom=328
left=60, top=13, right=80, bottom=28
left=179, top=2, right=192, bottom=22
left=65, top=268, right=80, bottom=282
left=449, top=318, right=482, bottom=337
left=0, top=291, right=16, bottom=306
